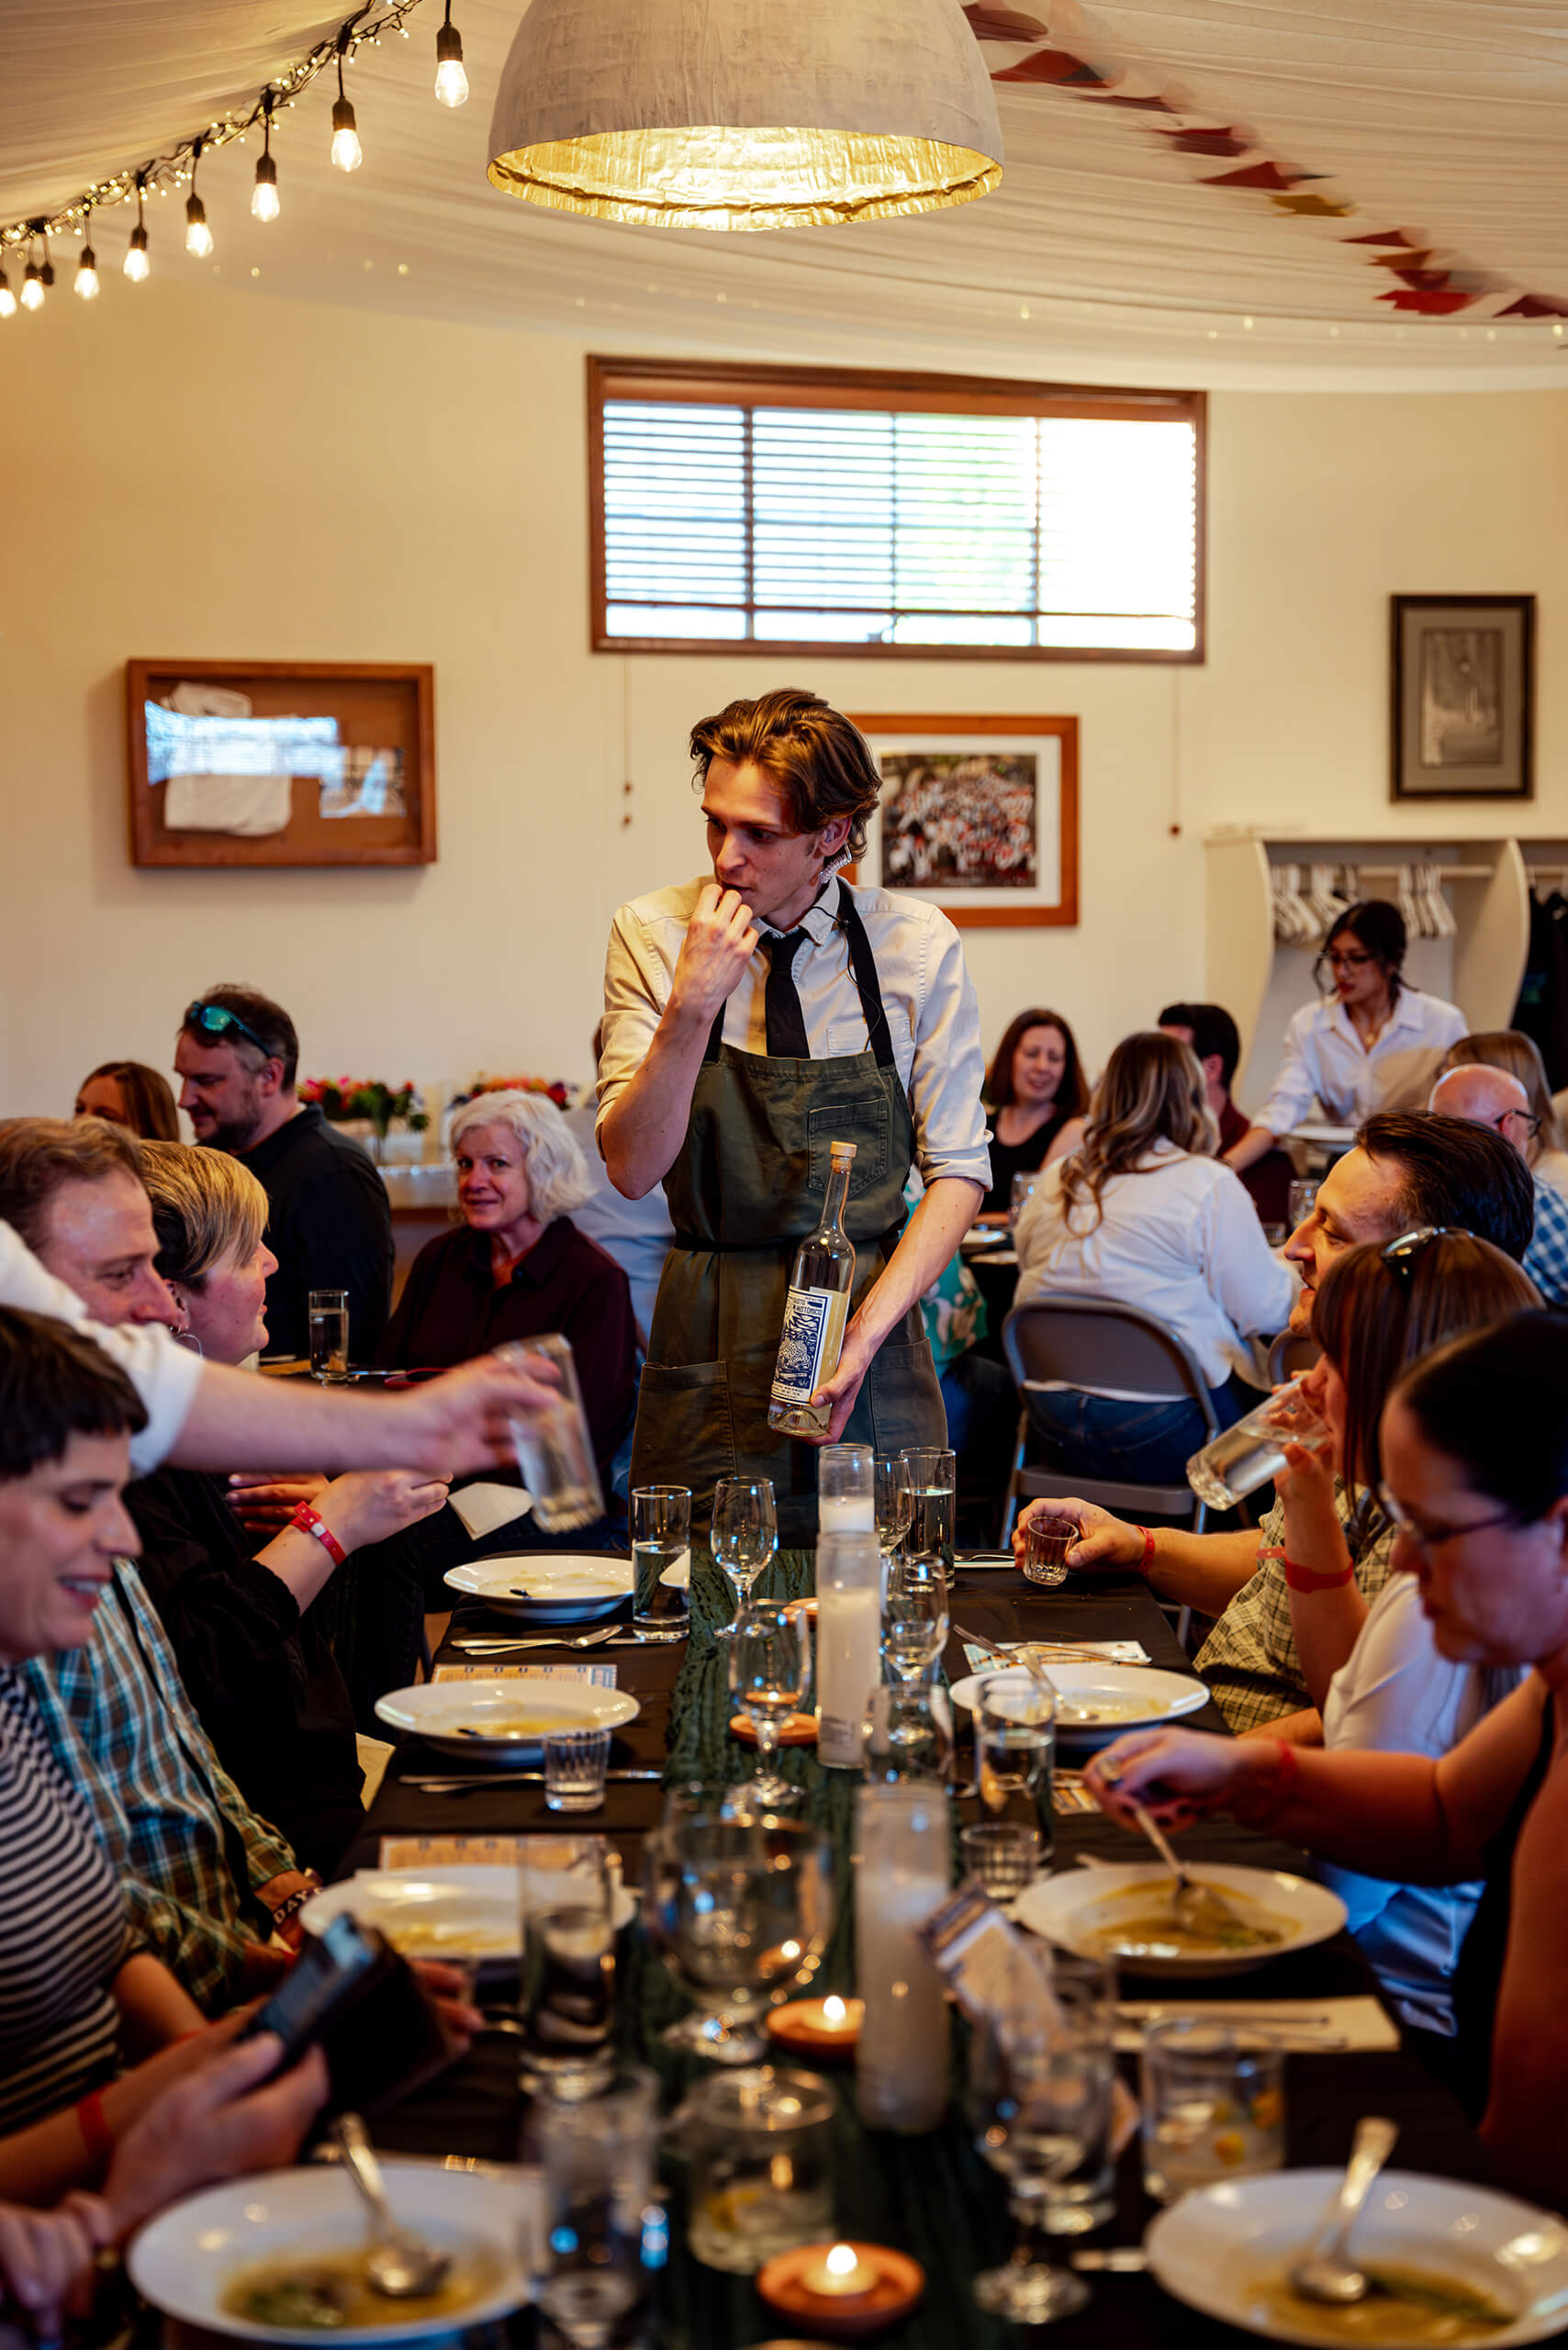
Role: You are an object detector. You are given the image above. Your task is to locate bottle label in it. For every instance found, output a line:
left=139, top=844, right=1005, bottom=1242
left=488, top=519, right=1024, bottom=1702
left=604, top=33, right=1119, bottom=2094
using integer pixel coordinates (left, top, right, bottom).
left=770, top=1284, right=849, bottom=1407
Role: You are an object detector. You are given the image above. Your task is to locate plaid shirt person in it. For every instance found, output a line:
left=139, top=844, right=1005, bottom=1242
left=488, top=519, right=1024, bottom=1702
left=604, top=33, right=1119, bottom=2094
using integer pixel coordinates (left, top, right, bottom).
left=1195, top=1485, right=1398, bottom=1735
left=1523, top=1174, right=1568, bottom=1309
left=21, top=1560, right=297, bottom=2013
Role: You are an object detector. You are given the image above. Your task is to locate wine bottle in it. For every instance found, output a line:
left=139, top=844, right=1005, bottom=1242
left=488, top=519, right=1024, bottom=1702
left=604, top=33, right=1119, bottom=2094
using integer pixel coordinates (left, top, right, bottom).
left=767, top=1140, right=857, bottom=1437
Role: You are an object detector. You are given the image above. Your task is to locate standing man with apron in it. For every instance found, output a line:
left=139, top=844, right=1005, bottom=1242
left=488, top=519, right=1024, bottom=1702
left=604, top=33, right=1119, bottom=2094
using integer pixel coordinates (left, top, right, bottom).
left=598, top=688, right=991, bottom=1542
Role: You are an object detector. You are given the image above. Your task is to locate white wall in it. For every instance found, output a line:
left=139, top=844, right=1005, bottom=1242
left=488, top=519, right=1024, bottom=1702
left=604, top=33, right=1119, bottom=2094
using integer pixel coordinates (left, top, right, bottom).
left=3, top=281, right=1566, bottom=1121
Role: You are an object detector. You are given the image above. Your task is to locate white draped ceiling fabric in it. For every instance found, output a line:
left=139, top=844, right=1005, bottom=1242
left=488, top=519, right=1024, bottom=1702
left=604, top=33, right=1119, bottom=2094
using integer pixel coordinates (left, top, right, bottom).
left=4, top=0, right=1568, bottom=384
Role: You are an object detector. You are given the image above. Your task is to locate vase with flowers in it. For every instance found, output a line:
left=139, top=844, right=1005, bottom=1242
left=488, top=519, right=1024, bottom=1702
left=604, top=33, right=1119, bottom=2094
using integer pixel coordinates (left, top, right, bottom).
left=299, top=1077, right=430, bottom=1163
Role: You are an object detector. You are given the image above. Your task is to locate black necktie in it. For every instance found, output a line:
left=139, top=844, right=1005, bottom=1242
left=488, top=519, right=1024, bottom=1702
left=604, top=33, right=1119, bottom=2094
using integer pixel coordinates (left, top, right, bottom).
left=765, top=929, right=811, bottom=1058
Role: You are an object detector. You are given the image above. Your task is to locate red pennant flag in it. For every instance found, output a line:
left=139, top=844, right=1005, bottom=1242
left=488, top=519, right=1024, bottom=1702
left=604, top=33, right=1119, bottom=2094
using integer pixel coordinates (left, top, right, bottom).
left=1345, top=229, right=1421, bottom=247
left=1088, top=92, right=1176, bottom=109
left=1391, top=265, right=1452, bottom=291
left=1202, top=161, right=1301, bottom=191
left=993, top=47, right=1115, bottom=84
left=962, top=5, right=1049, bottom=37
left=1271, top=193, right=1354, bottom=218
left=1496, top=294, right=1568, bottom=318
left=1369, top=250, right=1433, bottom=272
left=1378, top=288, right=1478, bottom=315
left=1161, top=127, right=1251, bottom=157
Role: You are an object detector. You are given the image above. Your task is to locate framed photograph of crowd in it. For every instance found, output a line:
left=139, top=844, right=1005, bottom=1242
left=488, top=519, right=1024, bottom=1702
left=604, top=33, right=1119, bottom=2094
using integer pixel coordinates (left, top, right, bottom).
left=1391, top=595, right=1533, bottom=802
left=848, top=713, right=1079, bottom=927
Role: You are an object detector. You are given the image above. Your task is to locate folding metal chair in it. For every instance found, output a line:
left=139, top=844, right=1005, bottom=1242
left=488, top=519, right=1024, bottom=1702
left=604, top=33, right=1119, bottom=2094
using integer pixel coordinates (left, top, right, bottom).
left=1269, top=1329, right=1321, bottom=1385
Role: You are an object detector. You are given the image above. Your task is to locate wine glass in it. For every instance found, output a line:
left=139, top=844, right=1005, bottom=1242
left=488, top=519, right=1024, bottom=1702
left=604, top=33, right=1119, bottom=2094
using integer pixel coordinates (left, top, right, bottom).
left=967, top=1999, right=1114, bottom=2322
left=881, top=1550, right=949, bottom=1684
left=873, top=1452, right=913, bottom=1571
left=660, top=1816, right=834, bottom=2063
left=710, top=1476, right=778, bottom=1614
left=722, top=1603, right=811, bottom=1808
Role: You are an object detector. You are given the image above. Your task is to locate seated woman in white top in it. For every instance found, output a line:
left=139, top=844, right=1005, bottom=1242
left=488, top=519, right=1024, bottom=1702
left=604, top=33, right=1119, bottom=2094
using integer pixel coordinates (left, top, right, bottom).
left=1439, top=1028, right=1568, bottom=1198
left=1226, top=901, right=1466, bottom=1177
left=1266, top=1228, right=1537, bottom=2043
left=1013, top=1031, right=1293, bottom=1483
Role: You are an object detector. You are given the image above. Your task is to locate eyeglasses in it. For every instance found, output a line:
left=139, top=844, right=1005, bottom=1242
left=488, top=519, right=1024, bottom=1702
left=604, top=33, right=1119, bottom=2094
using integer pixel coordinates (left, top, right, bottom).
left=1325, top=950, right=1375, bottom=971
left=1490, top=1106, right=1542, bottom=1139
left=1378, top=1225, right=1470, bottom=1288
left=1372, top=1480, right=1527, bottom=1556
left=184, top=1000, right=272, bottom=1058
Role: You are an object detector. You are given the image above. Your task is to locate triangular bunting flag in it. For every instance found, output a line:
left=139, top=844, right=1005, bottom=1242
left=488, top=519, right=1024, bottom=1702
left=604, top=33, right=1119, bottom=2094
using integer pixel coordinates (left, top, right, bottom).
left=1202, top=161, right=1301, bottom=191
left=1378, top=288, right=1478, bottom=315
left=1161, top=127, right=1251, bottom=157
left=962, top=5, right=1049, bottom=37
left=1497, top=294, right=1568, bottom=318
left=1271, top=193, right=1354, bottom=218
left=993, top=46, right=1117, bottom=84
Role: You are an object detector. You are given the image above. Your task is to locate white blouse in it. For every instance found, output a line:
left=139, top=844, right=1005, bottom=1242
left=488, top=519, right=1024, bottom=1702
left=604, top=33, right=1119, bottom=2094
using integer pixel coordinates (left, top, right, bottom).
left=1253, top=988, right=1468, bottom=1138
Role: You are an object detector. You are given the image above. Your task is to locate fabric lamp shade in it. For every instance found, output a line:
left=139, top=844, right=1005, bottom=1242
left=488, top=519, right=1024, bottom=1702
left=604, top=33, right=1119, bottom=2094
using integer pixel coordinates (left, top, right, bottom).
left=487, top=0, right=1003, bottom=230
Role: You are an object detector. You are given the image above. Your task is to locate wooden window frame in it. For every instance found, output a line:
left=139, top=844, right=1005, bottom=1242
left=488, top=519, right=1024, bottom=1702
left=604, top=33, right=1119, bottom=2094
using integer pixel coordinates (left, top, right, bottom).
left=588, top=354, right=1206, bottom=665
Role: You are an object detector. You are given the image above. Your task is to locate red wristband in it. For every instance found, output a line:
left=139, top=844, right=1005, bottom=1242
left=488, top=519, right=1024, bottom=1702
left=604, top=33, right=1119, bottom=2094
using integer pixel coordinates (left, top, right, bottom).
left=76, top=2088, right=113, bottom=2172
left=289, top=1504, right=346, bottom=1566
left=1282, top=1555, right=1356, bottom=1593
left=1131, top=1525, right=1156, bottom=1578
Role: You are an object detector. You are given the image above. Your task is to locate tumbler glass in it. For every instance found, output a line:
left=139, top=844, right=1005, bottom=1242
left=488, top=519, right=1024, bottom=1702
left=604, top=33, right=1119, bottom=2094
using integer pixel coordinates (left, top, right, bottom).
left=1140, top=2020, right=1286, bottom=2202
left=499, top=1333, right=606, bottom=1533
left=308, top=1289, right=350, bottom=1382
left=1186, top=1377, right=1330, bottom=1509
left=632, top=1483, right=690, bottom=1634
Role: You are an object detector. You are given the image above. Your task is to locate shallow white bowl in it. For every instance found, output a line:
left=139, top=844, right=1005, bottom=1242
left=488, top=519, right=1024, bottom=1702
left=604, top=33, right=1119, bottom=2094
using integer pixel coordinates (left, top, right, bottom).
left=374, top=1676, right=639, bottom=1765
left=1014, top=1860, right=1348, bottom=1978
left=950, top=1661, right=1209, bottom=1740
left=443, top=1553, right=633, bottom=1624
left=301, top=1863, right=636, bottom=1956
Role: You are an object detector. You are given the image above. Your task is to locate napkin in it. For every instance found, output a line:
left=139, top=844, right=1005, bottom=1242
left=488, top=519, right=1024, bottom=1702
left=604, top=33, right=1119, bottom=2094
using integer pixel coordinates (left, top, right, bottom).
left=1114, top=1998, right=1398, bottom=2053
left=452, top=1482, right=533, bottom=1539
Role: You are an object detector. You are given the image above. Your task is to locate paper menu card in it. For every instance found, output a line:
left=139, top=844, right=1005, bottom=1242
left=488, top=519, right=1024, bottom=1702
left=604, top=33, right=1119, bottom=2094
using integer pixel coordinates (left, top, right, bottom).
left=962, top=1641, right=1148, bottom=1673
left=431, top=1663, right=618, bottom=1685
left=378, top=1832, right=607, bottom=1871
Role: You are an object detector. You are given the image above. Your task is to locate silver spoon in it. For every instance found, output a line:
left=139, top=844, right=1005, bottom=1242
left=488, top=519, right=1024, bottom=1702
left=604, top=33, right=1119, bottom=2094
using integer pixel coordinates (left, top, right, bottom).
left=1126, top=1799, right=1251, bottom=1935
left=334, top=2114, right=451, bottom=2299
left=1290, top=2116, right=1400, bottom=2306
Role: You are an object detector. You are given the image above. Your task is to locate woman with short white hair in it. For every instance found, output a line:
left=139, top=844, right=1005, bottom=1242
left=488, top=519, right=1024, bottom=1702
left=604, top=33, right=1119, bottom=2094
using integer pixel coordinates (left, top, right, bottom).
left=378, top=1091, right=636, bottom=1494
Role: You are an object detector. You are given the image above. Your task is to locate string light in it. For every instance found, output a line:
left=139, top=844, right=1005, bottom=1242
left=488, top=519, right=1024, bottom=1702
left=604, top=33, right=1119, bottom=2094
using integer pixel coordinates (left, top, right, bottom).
left=20, top=258, right=42, bottom=311
left=74, top=210, right=100, bottom=299
left=185, top=141, right=213, bottom=255
left=434, top=1, right=468, bottom=106
left=124, top=177, right=150, bottom=280
left=331, top=39, right=363, bottom=171
left=252, top=94, right=281, bottom=219
left=0, top=271, right=14, bottom=319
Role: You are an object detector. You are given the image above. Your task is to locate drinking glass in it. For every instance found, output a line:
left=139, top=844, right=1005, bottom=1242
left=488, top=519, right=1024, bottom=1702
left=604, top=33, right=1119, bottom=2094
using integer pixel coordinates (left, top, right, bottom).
left=535, top=2065, right=660, bottom=2346
left=968, top=2003, right=1101, bottom=2322
left=632, top=1483, right=690, bottom=1635
left=1022, top=1511, right=1081, bottom=1589
left=543, top=1727, right=611, bottom=1813
left=1185, top=1376, right=1331, bottom=1509
left=873, top=1452, right=913, bottom=1572
left=976, top=1672, right=1056, bottom=1836
left=1287, top=1178, right=1319, bottom=1230
left=900, top=1446, right=955, bottom=1580
left=498, top=1333, right=606, bottom=1533
left=519, top=1846, right=617, bottom=2099
left=308, top=1289, right=350, bottom=1382
left=863, top=1683, right=954, bottom=1785
left=1140, top=2020, right=1285, bottom=2202
left=881, top=1550, right=950, bottom=1685
left=678, top=2066, right=835, bottom=2274
left=661, top=1816, right=834, bottom=2064
left=722, top=1603, right=811, bottom=1808
left=710, top=1477, right=778, bottom=1613
left=1009, top=1171, right=1038, bottom=1228
left=960, top=1820, right=1041, bottom=1901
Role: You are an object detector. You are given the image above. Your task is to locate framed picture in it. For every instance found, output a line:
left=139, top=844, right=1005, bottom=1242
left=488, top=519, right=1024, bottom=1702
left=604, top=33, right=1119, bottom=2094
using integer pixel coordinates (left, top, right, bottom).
left=1391, top=596, right=1533, bottom=802
left=847, top=713, right=1080, bottom=928
left=126, top=658, right=436, bottom=867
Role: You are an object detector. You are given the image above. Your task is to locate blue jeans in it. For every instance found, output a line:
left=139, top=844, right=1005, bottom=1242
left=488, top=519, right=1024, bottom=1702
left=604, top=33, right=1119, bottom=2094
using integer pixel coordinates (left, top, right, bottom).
left=1026, top=1372, right=1260, bottom=1487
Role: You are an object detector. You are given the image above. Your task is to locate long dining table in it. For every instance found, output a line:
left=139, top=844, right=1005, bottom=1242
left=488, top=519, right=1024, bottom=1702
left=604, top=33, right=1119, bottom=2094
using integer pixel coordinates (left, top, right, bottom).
left=340, top=1548, right=1495, bottom=2350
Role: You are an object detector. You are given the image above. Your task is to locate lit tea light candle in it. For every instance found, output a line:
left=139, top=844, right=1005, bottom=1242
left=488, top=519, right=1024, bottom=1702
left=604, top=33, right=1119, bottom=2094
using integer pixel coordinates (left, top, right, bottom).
left=798, top=2243, right=879, bottom=2300
left=765, top=1992, right=865, bottom=2055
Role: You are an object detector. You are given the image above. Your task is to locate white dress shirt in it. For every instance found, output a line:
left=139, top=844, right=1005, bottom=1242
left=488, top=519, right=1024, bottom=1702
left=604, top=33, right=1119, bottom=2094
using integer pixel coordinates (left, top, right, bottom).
left=0, top=1222, right=201, bottom=1474
left=562, top=1102, right=674, bottom=1345
left=1320, top=1573, right=1520, bottom=2036
left=1013, top=1142, right=1294, bottom=1389
left=1254, top=988, right=1467, bottom=1137
left=598, top=875, right=991, bottom=1192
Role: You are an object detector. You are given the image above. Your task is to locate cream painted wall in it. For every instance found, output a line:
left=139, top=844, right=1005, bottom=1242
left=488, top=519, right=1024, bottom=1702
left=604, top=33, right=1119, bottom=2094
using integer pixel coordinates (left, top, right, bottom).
left=2, top=280, right=1564, bottom=1124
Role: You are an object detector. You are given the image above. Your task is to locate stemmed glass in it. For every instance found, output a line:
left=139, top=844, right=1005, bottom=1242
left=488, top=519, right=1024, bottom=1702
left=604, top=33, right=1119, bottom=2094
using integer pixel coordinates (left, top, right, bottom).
left=967, top=2003, right=1110, bottom=2322
left=873, top=1452, right=913, bottom=1573
left=656, top=1816, right=834, bottom=2063
left=723, top=1603, right=811, bottom=1808
left=881, top=1549, right=950, bottom=1685
left=711, top=1476, right=778, bottom=1614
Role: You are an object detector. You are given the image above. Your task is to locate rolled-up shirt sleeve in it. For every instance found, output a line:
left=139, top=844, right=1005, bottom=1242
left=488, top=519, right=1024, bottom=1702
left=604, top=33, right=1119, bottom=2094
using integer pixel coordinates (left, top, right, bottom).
left=0, top=1222, right=201, bottom=1473
left=908, top=912, right=991, bottom=1192
left=1196, top=1170, right=1296, bottom=1337
left=1253, top=1003, right=1322, bottom=1138
left=598, top=902, right=668, bottom=1141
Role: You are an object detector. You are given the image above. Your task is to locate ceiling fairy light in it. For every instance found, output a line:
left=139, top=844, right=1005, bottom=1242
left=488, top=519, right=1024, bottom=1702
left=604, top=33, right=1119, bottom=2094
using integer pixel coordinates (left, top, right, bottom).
left=252, top=94, right=281, bottom=220
left=124, top=176, right=150, bottom=280
left=0, top=272, right=12, bottom=319
left=486, top=0, right=1003, bottom=231
left=434, top=1, right=469, bottom=107
left=74, top=209, right=100, bottom=299
left=331, top=39, right=364, bottom=171
left=185, top=140, right=214, bottom=255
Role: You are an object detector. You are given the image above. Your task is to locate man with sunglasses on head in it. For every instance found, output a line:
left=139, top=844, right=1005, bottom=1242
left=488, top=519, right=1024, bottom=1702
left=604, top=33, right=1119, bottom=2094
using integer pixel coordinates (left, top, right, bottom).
left=1428, top=1062, right=1568, bottom=1307
left=1014, top=1110, right=1535, bottom=1734
left=175, top=988, right=394, bottom=1361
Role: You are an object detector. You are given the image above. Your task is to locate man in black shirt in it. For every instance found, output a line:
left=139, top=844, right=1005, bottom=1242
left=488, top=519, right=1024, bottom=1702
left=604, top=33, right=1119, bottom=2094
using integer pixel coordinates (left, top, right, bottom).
left=174, top=986, right=393, bottom=1360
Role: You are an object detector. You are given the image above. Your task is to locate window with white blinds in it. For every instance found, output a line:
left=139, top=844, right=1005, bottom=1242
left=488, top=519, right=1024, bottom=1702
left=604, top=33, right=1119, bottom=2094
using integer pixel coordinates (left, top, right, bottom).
left=589, top=360, right=1204, bottom=662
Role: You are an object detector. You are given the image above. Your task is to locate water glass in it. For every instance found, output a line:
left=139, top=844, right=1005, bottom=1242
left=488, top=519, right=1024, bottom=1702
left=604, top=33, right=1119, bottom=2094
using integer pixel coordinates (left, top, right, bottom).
left=960, top=1820, right=1041, bottom=1900
left=818, top=1442, right=874, bottom=1535
left=1009, top=1171, right=1038, bottom=1228
left=1140, top=2020, right=1286, bottom=2202
left=1023, top=1511, right=1081, bottom=1588
left=976, top=1672, right=1056, bottom=1838
left=873, top=1452, right=913, bottom=1568
left=900, top=1446, right=955, bottom=1578
left=632, top=1483, right=690, bottom=1633
left=534, top=2065, right=660, bottom=2344
left=722, top=1603, right=811, bottom=1808
left=711, top=1476, right=778, bottom=1613
left=1287, top=1179, right=1319, bottom=1230
left=498, top=1333, right=606, bottom=1534
left=308, top=1289, right=350, bottom=1382
left=967, top=2007, right=1097, bottom=2322
left=1186, top=1375, right=1331, bottom=1509
left=679, top=2066, right=835, bottom=2274
left=881, top=1550, right=949, bottom=1684
left=519, top=1847, right=617, bottom=2098
left=543, top=1727, right=611, bottom=1813
left=663, top=1816, right=834, bottom=2065
left=863, top=1682, right=954, bottom=1785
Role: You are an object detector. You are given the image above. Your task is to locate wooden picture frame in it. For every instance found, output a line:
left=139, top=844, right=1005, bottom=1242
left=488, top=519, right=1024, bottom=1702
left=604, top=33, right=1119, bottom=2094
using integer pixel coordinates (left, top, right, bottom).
left=847, top=713, right=1080, bottom=928
left=127, top=658, right=437, bottom=867
left=1391, top=597, right=1533, bottom=802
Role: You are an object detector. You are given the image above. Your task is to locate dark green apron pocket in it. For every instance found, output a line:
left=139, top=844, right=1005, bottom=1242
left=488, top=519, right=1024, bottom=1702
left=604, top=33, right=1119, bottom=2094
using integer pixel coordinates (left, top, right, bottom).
left=630, top=1358, right=738, bottom=1501
left=808, top=1097, right=890, bottom=1198
left=858, top=1332, right=948, bottom=1456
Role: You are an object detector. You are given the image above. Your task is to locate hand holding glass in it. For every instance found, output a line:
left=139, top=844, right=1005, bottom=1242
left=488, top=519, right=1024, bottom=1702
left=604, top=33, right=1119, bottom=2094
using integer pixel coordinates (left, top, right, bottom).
left=1186, top=1376, right=1331, bottom=1509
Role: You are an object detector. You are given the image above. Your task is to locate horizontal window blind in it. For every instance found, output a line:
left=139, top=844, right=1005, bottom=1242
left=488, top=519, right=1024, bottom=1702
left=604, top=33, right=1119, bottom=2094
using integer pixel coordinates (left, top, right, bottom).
left=592, top=362, right=1203, bottom=662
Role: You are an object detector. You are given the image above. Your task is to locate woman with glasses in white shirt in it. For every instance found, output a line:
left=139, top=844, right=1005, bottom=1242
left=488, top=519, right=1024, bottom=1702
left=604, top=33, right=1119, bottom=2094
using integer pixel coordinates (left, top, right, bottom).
left=1013, top=1032, right=1293, bottom=1482
left=1224, top=901, right=1465, bottom=1179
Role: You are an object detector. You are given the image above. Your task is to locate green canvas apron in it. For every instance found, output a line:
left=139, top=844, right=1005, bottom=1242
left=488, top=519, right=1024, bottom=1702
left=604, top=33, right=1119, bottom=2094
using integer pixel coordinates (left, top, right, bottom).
left=631, top=881, right=946, bottom=1544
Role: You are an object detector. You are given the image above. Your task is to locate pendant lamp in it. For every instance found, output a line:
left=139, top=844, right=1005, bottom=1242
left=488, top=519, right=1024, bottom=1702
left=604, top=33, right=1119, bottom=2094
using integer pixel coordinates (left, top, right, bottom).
left=487, top=0, right=1003, bottom=231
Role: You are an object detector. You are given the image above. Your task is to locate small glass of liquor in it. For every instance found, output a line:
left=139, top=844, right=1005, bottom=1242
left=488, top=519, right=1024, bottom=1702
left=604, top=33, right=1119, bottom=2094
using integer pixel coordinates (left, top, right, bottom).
left=498, top=1333, right=606, bottom=1533
left=307, top=1289, right=350, bottom=1382
left=1022, top=1511, right=1081, bottom=1588
left=769, top=1141, right=857, bottom=1438
left=632, top=1483, right=690, bottom=1635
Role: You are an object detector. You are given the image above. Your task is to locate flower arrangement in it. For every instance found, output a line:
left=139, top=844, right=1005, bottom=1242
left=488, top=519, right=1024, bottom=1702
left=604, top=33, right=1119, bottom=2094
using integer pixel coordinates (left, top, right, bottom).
left=449, top=1072, right=579, bottom=1111
left=299, top=1077, right=430, bottom=1138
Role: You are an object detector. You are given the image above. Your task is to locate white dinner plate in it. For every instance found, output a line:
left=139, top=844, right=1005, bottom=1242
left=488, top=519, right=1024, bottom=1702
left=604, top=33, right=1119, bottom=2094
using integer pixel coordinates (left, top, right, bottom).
left=443, top=1553, right=633, bottom=1623
left=1015, top=1860, right=1347, bottom=1978
left=375, top=1676, right=639, bottom=1765
left=300, top=1863, right=636, bottom=1957
left=949, top=1662, right=1209, bottom=1739
left=1146, top=2169, right=1568, bottom=2347
left=128, top=2161, right=533, bottom=2343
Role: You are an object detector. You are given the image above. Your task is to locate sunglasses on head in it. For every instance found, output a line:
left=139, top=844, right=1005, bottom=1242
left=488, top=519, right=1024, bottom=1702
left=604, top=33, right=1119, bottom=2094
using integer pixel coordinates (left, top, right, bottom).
left=1379, top=1225, right=1472, bottom=1289
left=184, top=1001, right=272, bottom=1058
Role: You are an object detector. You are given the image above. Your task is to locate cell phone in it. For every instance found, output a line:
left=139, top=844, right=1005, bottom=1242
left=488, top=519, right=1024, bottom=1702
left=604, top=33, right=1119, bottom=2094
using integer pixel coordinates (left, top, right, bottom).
left=241, top=1909, right=384, bottom=2072
left=244, top=1909, right=457, bottom=2116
